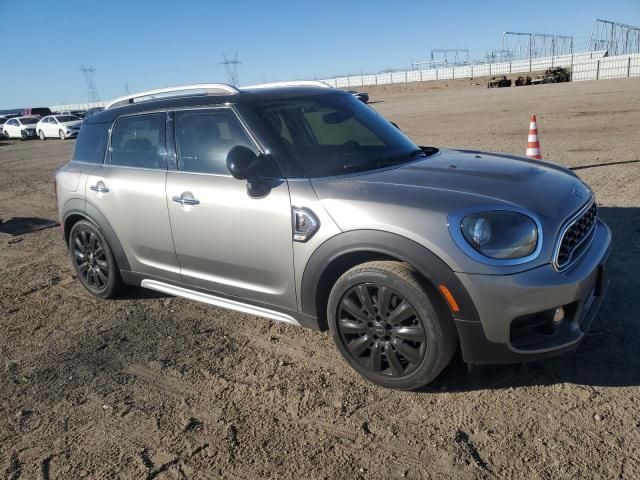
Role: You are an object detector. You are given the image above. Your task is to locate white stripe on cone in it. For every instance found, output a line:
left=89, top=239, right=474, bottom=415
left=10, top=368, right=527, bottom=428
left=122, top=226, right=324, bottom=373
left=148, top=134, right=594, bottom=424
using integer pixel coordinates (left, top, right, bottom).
left=526, top=148, right=541, bottom=156
left=529, top=122, right=537, bottom=129
left=528, top=134, right=538, bottom=142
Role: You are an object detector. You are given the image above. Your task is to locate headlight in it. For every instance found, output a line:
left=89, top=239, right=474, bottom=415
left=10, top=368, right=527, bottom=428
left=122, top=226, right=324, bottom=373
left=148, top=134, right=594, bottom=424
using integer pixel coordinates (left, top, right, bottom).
left=460, top=211, right=538, bottom=260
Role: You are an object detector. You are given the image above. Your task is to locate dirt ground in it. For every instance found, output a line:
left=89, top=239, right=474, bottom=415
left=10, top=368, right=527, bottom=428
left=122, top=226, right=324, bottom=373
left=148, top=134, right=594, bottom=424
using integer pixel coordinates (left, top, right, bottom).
left=1, top=78, right=639, bottom=479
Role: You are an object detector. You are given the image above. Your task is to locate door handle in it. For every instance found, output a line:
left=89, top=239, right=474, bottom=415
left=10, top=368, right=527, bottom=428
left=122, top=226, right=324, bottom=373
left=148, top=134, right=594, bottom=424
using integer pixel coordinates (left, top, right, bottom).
left=90, top=183, right=109, bottom=193
left=172, top=195, right=200, bottom=206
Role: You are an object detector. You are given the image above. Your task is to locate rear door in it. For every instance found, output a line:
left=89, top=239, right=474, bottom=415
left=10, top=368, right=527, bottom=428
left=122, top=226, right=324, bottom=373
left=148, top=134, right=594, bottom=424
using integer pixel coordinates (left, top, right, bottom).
left=165, top=107, right=297, bottom=310
left=84, top=112, right=180, bottom=281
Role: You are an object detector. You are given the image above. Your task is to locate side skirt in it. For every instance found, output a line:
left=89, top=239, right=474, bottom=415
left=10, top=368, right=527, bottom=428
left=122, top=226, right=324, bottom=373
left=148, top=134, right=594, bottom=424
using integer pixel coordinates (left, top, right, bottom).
left=140, top=279, right=302, bottom=327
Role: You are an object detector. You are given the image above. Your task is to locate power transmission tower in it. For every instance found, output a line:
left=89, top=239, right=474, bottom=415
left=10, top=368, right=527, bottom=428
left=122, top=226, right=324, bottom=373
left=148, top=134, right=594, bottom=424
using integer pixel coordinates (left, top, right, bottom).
left=589, top=19, right=640, bottom=55
left=501, top=32, right=573, bottom=60
left=124, top=81, right=130, bottom=94
left=79, top=65, right=101, bottom=102
left=429, top=49, right=470, bottom=68
left=218, top=53, right=242, bottom=85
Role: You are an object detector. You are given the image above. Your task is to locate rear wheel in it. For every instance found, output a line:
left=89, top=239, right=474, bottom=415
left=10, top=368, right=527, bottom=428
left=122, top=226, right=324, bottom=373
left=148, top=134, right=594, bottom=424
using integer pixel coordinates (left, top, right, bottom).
left=59, top=129, right=66, bottom=140
left=327, top=261, right=457, bottom=390
left=68, top=220, right=122, bottom=298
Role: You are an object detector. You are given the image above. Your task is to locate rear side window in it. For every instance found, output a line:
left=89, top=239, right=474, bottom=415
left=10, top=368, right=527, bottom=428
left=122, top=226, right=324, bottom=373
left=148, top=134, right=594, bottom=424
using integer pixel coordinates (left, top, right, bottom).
left=110, top=113, right=166, bottom=169
left=73, top=123, right=110, bottom=163
left=174, top=109, right=257, bottom=174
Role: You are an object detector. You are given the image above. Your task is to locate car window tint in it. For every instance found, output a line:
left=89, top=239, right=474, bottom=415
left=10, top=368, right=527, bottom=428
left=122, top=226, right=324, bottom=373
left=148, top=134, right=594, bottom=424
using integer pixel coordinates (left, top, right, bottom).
left=303, top=108, right=384, bottom=146
left=110, top=113, right=166, bottom=169
left=73, top=123, right=110, bottom=163
left=174, top=109, right=257, bottom=174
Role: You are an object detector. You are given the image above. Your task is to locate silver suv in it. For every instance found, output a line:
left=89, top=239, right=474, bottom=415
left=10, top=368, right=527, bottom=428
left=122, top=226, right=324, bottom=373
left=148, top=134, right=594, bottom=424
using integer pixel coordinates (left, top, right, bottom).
left=55, top=82, right=611, bottom=390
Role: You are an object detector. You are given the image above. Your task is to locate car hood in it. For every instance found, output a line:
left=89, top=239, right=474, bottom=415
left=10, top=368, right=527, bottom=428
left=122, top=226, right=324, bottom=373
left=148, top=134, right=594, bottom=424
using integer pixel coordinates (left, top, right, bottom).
left=311, top=149, right=593, bottom=273
left=61, top=120, right=82, bottom=128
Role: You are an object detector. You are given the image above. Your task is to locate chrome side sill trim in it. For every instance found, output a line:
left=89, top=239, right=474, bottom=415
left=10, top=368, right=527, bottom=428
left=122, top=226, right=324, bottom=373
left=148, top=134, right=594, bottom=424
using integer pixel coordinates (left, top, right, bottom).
left=140, top=279, right=301, bottom=327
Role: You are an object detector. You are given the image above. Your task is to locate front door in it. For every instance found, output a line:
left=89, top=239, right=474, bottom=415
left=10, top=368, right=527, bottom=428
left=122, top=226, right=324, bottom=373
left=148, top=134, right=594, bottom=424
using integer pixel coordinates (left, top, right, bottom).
left=165, top=108, right=297, bottom=310
left=84, top=112, right=180, bottom=281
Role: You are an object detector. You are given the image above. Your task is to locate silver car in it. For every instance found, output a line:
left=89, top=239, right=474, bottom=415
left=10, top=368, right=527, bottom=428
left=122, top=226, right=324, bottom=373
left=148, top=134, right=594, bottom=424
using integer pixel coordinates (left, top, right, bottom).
left=55, top=82, right=611, bottom=390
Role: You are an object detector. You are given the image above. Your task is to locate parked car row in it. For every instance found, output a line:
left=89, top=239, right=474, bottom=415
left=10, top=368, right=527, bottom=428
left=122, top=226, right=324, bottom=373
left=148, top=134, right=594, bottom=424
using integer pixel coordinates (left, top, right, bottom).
left=2, top=114, right=80, bottom=140
left=1, top=106, right=104, bottom=140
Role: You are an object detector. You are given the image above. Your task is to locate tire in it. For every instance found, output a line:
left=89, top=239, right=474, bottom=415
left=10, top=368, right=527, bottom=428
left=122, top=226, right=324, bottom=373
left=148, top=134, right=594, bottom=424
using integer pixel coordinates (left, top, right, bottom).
left=59, top=129, right=66, bottom=140
left=68, top=220, right=122, bottom=299
left=327, top=261, right=457, bottom=390
left=21, top=131, right=26, bottom=141
left=39, top=130, right=46, bottom=140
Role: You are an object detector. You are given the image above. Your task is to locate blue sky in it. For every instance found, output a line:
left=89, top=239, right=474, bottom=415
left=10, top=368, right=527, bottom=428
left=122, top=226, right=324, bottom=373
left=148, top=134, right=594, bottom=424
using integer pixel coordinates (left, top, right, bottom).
left=1, top=0, right=638, bottom=108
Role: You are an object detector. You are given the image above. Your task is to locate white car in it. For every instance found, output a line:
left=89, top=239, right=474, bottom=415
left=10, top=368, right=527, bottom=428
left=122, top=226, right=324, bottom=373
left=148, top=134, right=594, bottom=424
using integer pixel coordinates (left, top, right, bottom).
left=36, top=114, right=82, bottom=140
left=2, top=116, right=39, bottom=140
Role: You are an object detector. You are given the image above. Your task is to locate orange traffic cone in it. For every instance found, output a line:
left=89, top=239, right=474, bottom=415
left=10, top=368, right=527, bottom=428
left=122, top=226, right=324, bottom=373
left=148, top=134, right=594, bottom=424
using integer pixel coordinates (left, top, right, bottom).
left=526, top=114, right=542, bottom=159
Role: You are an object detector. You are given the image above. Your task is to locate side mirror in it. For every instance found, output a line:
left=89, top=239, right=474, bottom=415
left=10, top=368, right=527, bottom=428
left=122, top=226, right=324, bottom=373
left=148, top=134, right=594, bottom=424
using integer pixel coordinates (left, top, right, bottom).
left=226, top=145, right=259, bottom=180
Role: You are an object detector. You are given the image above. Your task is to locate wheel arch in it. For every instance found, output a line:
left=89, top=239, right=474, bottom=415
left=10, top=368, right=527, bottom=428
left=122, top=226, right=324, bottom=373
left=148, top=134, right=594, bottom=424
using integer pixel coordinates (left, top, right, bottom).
left=63, top=200, right=131, bottom=271
left=300, top=230, right=480, bottom=330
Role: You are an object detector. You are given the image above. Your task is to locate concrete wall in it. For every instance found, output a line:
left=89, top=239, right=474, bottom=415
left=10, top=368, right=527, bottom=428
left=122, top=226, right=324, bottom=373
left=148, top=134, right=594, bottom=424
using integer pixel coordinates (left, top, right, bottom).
left=321, top=50, right=640, bottom=88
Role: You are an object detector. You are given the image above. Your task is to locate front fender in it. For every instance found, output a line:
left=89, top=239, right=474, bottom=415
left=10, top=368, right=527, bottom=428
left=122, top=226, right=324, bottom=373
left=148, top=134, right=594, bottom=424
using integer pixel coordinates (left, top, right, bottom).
left=300, top=229, right=480, bottom=324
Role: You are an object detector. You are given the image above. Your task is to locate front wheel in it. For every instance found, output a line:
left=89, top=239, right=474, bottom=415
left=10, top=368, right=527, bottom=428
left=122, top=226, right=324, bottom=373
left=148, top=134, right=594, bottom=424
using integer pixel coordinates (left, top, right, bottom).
left=59, top=129, right=66, bottom=140
left=20, top=131, right=26, bottom=141
left=68, top=220, right=122, bottom=298
left=327, top=261, right=457, bottom=390
left=39, top=130, right=46, bottom=140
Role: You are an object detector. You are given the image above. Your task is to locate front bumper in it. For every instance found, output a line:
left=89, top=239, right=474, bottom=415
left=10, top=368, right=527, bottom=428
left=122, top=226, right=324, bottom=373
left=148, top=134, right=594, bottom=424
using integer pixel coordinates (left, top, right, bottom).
left=22, top=128, right=37, bottom=138
left=64, top=129, right=79, bottom=138
left=454, top=218, right=612, bottom=364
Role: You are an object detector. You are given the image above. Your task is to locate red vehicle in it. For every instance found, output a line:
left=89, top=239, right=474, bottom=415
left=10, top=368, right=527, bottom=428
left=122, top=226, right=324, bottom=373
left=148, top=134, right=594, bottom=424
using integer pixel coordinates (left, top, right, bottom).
left=21, top=107, right=53, bottom=118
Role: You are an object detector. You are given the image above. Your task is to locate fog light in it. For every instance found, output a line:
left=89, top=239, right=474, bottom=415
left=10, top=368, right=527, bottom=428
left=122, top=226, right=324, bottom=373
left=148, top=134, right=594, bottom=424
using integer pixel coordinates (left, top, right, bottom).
left=553, top=306, right=565, bottom=324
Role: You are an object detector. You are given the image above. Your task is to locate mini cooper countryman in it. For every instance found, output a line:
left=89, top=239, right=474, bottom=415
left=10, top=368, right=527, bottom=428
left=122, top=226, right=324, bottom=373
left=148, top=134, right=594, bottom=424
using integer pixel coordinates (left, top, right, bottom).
left=55, top=82, right=611, bottom=390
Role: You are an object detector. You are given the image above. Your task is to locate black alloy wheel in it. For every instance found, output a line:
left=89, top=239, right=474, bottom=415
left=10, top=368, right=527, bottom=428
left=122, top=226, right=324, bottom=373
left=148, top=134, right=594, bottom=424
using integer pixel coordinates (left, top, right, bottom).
left=68, top=220, right=122, bottom=298
left=336, top=283, right=427, bottom=377
left=327, top=261, right=457, bottom=390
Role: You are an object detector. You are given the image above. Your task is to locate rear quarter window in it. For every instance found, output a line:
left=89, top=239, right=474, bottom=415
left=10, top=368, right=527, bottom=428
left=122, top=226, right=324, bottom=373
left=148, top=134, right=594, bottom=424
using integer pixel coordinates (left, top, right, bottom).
left=73, top=123, right=110, bottom=163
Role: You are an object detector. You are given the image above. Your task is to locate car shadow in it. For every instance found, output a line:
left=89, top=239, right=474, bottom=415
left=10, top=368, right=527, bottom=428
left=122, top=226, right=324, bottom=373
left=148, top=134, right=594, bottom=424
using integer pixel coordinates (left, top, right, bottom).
left=422, top=206, right=640, bottom=393
left=0, top=217, right=59, bottom=236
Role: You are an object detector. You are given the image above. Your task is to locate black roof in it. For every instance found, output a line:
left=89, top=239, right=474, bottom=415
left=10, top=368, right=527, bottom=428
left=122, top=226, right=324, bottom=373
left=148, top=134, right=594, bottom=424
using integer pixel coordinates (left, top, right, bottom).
left=88, top=86, right=343, bottom=125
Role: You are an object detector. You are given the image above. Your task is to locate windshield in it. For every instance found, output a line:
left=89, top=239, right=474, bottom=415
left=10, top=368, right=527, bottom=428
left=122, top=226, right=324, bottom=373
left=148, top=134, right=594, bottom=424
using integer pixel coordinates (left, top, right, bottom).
left=56, top=115, right=79, bottom=122
left=254, top=93, right=425, bottom=177
left=21, top=117, right=39, bottom=125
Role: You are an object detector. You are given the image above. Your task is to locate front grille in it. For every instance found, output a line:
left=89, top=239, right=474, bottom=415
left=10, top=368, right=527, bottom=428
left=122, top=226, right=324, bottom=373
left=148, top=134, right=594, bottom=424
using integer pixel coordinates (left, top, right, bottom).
left=554, top=202, right=597, bottom=270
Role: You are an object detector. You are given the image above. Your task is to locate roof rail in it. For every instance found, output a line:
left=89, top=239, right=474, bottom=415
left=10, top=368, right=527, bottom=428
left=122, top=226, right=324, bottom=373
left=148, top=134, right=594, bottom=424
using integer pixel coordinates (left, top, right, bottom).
left=241, top=80, right=333, bottom=90
left=105, top=83, right=240, bottom=109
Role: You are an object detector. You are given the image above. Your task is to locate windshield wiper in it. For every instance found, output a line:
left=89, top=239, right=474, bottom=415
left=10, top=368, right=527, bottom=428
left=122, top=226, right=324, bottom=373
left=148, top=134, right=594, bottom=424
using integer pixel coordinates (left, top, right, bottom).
left=377, top=149, right=427, bottom=168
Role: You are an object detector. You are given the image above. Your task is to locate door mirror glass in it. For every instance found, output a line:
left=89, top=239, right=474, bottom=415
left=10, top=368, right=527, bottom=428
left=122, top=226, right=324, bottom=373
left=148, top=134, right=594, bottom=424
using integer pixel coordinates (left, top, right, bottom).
left=226, top=145, right=259, bottom=180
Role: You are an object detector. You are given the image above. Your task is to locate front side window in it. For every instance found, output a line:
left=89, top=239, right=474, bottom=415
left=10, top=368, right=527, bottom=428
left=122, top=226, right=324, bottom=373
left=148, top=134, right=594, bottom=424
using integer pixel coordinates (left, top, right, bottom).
left=174, top=109, right=257, bottom=175
left=254, top=93, right=426, bottom=178
left=110, top=113, right=166, bottom=169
